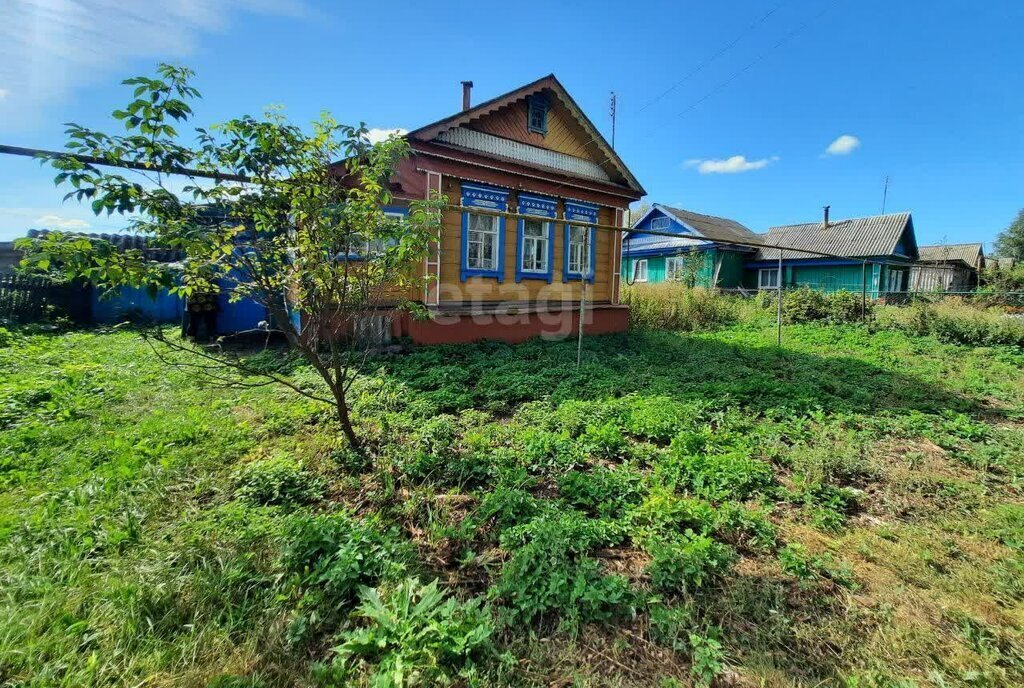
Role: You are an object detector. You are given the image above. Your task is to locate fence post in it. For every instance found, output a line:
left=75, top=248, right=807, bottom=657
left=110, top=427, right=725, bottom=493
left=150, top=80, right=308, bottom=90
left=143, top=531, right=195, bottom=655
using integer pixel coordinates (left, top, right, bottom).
left=861, top=260, right=867, bottom=325
left=776, top=249, right=783, bottom=346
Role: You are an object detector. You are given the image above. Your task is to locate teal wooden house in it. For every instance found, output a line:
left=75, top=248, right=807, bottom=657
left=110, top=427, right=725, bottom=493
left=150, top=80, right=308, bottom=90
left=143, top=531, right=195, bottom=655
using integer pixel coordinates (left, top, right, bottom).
left=744, top=210, right=920, bottom=296
left=621, top=205, right=760, bottom=287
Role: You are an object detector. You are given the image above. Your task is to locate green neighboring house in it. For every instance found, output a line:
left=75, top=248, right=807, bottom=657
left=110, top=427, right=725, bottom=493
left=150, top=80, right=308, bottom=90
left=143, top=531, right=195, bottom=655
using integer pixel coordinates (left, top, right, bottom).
left=621, top=204, right=760, bottom=287
left=744, top=211, right=920, bottom=297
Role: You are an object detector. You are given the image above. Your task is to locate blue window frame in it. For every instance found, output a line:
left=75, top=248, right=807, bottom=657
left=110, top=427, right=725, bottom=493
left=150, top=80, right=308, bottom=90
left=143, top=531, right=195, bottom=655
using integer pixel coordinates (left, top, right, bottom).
left=515, top=193, right=556, bottom=283
left=460, top=183, right=509, bottom=282
left=563, top=201, right=598, bottom=282
left=527, top=94, right=548, bottom=135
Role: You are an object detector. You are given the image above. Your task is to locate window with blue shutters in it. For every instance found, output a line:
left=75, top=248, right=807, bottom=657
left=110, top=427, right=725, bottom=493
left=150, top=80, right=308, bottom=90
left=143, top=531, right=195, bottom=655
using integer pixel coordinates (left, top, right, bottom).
left=460, top=184, right=509, bottom=282
left=563, top=201, right=598, bottom=283
left=516, top=193, right=556, bottom=282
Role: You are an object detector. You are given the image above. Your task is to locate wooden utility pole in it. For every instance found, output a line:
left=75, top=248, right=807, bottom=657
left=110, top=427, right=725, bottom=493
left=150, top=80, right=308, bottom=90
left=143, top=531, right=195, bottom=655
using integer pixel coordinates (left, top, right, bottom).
left=577, top=229, right=590, bottom=367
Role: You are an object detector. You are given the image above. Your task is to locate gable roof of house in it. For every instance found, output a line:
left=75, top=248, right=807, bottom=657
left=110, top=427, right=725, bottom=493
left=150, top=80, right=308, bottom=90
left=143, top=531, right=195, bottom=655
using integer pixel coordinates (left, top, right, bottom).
left=623, top=204, right=761, bottom=255
left=917, top=243, right=984, bottom=267
left=754, top=211, right=916, bottom=261
left=407, top=75, right=645, bottom=195
left=658, top=206, right=761, bottom=245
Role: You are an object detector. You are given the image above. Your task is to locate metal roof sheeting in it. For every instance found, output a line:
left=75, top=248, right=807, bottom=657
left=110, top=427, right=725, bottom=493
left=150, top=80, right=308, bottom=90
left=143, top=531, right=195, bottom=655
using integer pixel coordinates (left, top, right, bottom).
left=624, top=235, right=711, bottom=253
left=658, top=206, right=762, bottom=246
left=917, top=243, right=983, bottom=267
left=754, top=211, right=914, bottom=261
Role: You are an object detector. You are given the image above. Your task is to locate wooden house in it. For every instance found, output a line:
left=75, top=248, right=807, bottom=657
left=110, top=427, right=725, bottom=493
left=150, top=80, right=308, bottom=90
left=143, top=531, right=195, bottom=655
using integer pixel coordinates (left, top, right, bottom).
left=338, top=76, right=646, bottom=344
left=744, top=210, right=920, bottom=297
left=909, top=243, right=984, bottom=292
left=620, top=204, right=760, bottom=287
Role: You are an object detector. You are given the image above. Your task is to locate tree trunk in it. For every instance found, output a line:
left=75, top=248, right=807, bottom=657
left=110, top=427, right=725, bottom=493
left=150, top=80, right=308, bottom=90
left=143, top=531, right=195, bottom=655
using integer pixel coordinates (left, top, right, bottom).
left=334, top=388, right=360, bottom=450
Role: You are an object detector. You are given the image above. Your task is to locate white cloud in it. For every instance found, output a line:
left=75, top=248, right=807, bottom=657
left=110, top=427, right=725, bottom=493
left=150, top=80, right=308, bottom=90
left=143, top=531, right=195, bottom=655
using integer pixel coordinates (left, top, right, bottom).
left=0, top=0, right=308, bottom=126
left=364, top=127, right=408, bottom=144
left=0, top=88, right=8, bottom=100
left=35, top=214, right=90, bottom=229
left=824, top=134, right=861, bottom=156
left=685, top=155, right=779, bottom=175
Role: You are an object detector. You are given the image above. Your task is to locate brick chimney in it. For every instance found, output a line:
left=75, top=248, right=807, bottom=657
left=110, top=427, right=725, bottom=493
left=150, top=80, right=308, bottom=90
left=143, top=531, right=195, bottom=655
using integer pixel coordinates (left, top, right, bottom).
left=461, top=81, right=474, bottom=111
left=823, top=205, right=831, bottom=229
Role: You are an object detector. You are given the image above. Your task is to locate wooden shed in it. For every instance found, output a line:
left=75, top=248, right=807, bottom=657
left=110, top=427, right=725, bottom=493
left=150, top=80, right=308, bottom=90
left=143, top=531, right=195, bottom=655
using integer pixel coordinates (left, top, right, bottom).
left=909, top=243, right=985, bottom=292
left=336, top=75, right=646, bottom=345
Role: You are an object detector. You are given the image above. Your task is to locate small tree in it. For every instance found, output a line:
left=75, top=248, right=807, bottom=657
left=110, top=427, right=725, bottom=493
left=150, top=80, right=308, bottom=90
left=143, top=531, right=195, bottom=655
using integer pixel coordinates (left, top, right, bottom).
left=17, top=64, right=445, bottom=449
left=994, top=209, right=1024, bottom=262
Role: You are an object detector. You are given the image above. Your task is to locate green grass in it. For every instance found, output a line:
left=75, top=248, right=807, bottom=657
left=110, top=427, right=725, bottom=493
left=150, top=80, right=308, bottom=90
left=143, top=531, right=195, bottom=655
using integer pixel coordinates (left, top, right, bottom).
left=1, top=322, right=1022, bottom=687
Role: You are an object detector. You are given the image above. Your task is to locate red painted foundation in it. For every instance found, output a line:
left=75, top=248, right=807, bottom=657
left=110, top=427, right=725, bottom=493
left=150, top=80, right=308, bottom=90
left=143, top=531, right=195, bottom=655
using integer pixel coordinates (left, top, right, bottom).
left=397, top=304, right=630, bottom=345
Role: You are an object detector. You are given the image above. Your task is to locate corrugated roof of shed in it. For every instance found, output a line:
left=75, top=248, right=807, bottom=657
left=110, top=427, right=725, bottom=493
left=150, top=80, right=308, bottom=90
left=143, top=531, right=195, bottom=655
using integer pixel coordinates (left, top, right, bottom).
left=917, top=243, right=983, bottom=266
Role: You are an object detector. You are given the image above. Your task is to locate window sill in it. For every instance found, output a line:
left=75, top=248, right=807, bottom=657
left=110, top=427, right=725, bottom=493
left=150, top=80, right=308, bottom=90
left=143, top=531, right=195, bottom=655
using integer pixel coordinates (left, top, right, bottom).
left=461, top=268, right=504, bottom=283
left=516, top=271, right=553, bottom=283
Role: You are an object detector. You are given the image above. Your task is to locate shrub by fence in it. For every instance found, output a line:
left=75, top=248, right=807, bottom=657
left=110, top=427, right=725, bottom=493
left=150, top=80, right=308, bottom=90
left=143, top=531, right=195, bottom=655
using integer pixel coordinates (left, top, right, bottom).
left=875, top=298, right=1024, bottom=348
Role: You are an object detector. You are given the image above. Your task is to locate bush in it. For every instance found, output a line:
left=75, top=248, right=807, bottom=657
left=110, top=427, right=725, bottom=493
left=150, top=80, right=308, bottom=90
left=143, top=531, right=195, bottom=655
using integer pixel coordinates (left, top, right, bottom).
left=232, top=455, right=324, bottom=506
left=622, top=284, right=738, bottom=332
left=331, top=578, right=494, bottom=687
left=876, top=298, right=1024, bottom=347
left=646, top=533, right=736, bottom=595
left=785, top=288, right=870, bottom=325
left=784, top=287, right=828, bottom=324
left=826, top=290, right=869, bottom=324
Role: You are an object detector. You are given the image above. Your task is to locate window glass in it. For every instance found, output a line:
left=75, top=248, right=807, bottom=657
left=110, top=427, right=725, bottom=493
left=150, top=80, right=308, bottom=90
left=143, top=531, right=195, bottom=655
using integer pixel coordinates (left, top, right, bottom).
left=528, top=96, right=548, bottom=133
left=568, top=225, right=592, bottom=275
left=467, top=213, right=498, bottom=270
left=651, top=217, right=670, bottom=231
left=666, top=256, right=683, bottom=280
left=634, top=259, right=648, bottom=282
left=759, top=268, right=779, bottom=289
left=521, top=219, right=549, bottom=273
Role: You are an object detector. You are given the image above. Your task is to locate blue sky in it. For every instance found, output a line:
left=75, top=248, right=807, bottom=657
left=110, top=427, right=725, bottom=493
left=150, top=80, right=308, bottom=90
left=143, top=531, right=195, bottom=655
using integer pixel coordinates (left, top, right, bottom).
left=1, top=0, right=1022, bottom=250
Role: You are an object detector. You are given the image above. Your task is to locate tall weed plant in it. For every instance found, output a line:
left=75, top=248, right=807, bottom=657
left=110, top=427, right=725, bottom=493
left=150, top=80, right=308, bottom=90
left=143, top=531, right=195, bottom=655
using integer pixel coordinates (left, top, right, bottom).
left=622, top=284, right=739, bottom=332
left=877, top=298, right=1024, bottom=347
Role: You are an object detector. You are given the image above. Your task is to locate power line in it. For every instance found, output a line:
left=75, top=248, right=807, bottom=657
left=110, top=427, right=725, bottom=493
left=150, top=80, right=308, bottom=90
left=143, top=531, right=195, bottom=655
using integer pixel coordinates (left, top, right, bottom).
left=636, top=0, right=791, bottom=114
left=674, top=0, right=845, bottom=120
left=534, top=0, right=847, bottom=206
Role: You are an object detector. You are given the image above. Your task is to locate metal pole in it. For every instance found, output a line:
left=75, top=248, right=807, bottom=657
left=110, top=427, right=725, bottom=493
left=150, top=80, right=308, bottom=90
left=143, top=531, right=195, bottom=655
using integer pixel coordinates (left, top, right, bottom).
left=776, top=248, right=783, bottom=346
left=861, top=260, right=867, bottom=325
left=577, top=228, right=589, bottom=367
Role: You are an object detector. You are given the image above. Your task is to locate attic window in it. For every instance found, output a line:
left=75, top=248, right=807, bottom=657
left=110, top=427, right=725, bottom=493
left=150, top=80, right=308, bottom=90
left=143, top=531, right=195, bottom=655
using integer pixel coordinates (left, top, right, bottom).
left=527, top=95, right=548, bottom=134
left=651, top=217, right=670, bottom=231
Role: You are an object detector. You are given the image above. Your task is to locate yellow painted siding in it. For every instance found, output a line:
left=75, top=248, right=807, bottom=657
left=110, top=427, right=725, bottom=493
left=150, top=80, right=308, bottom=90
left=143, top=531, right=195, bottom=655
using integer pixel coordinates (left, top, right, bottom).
left=432, top=178, right=619, bottom=304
